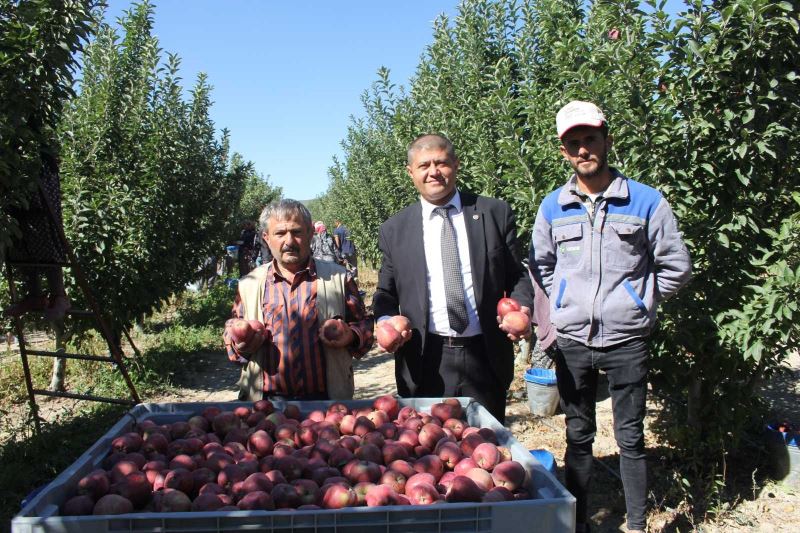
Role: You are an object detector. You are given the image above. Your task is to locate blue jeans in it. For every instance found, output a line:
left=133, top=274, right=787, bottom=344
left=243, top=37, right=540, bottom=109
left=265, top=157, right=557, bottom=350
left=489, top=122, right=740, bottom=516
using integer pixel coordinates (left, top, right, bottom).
left=555, top=336, right=649, bottom=531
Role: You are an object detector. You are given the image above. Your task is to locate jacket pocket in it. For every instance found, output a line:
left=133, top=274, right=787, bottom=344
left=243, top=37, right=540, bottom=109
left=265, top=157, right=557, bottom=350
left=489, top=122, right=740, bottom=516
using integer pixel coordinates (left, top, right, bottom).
left=553, top=223, right=583, bottom=270
left=605, top=222, right=646, bottom=270
left=622, top=279, right=648, bottom=313
left=555, top=278, right=567, bottom=309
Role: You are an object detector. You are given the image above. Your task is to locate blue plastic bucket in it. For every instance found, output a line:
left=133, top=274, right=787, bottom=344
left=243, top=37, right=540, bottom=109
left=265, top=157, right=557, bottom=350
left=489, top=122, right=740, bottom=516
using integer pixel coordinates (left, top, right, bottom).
left=529, top=449, right=556, bottom=474
left=766, top=423, right=799, bottom=488
left=524, top=368, right=559, bottom=416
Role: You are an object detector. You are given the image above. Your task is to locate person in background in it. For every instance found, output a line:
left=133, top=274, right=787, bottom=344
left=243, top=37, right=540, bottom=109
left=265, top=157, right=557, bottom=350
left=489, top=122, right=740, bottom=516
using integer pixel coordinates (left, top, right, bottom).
left=333, top=219, right=358, bottom=279
left=311, top=221, right=340, bottom=264
left=223, top=200, right=373, bottom=401
left=372, top=134, right=534, bottom=424
left=237, top=220, right=257, bottom=276
left=530, top=101, right=692, bottom=533
left=3, top=152, right=70, bottom=322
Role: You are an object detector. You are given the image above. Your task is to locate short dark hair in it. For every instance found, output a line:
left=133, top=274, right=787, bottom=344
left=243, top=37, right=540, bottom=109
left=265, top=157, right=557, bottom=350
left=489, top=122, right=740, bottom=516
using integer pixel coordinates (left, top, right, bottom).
left=407, top=134, right=457, bottom=165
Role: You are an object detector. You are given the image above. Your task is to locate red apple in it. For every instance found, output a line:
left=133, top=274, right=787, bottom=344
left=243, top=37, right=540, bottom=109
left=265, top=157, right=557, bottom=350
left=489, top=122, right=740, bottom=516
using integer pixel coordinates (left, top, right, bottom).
left=496, top=297, right=521, bottom=318
left=109, top=460, right=139, bottom=483
left=472, top=443, right=501, bottom=471
left=491, top=460, right=527, bottom=492
left=376, top=321, right=401, bottom=351
left=407, top=482, right=440, bottom=505
left=77, top=469, right=110, bottom=501
left=253, top=399, right=274, bottom=414
left=454, top=457, right=479, bottom=476
left=372, top=393, right=400, bottom=419
left=443, top=418, right=466, bottom=440
left=380, top=469, right=407, bottom=494
left=364, top=484, right=397, bottom=507
left=228, top=319, right=254, bottom=344
left=355, top=443, right=383, bottom=464
left=321, top=319, right=349, bottom=342
left=438, top=471, right=457, bottom=493
left=110, top=471, right=151, bottom=508
left=465, top=467, right=494, bottom=492
left=405, top=472, right=436, bottom=493
left=501, top=311, right=530, bottom=336
left=436, top=441, right=464, bottom=470
left=459, top=432, right=486, bottom=457
left=388, top=459, right=415, bottom=479
left=343, top=459, right=382, bottom=484
left=248, top=319, right=266, bottom=336
left=93, top=494, right=134, bottom=515
left=237, top=490, right=274, bottom=510
left=388, top=315, right=412, bottom=334
left=418, top=423, right=446, bottom=449
left=382, top=442, right=410, bottom=465
left=445, top=475, right=484, bottom=503
left=292, top=478, right=322, bottom=506
left=352, top=481, right=374, bottom=506
left=483, top=486, right=514, bottom=502
left=271, top=483, right=301, bottom=509
left=322, top=484, right=357, bottom=509
left=397, top=406, right=417, bottom=423
left=156, top=488, right=192, bottom=512
left=62, top=495, right=95, bottom=516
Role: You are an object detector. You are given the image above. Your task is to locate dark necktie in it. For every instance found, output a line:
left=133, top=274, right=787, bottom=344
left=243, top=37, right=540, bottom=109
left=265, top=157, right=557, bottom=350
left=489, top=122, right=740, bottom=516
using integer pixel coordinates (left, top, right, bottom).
left=433, top=205, right=468, bottom=334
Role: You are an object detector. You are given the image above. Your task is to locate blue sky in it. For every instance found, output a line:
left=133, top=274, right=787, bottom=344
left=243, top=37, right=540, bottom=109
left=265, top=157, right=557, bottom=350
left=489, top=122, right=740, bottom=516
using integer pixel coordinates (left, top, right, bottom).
left=104, top=1, right=463, bottom=200
left=103, top=1, right=684, bottom=201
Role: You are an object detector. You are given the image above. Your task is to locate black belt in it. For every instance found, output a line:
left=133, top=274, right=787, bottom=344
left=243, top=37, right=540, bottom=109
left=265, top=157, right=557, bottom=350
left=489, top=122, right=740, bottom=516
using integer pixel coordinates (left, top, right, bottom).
left=428, top=333, right=483, bottom=348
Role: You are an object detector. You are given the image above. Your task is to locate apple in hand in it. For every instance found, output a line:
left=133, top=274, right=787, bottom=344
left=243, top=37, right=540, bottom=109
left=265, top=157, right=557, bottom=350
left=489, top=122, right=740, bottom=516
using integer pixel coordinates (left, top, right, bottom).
left=229, top=319, right=268, bottom=354
left=388, top=315, right=411, bottom=336
left=496, top=297, right=521, bottom=319
left=319, top=318, right=354, bottom=348
left=376, top=321, right=401, bottom=352
left=500, top=310, right=530, bottom=339
left=229, top=319, right=254, bottom=344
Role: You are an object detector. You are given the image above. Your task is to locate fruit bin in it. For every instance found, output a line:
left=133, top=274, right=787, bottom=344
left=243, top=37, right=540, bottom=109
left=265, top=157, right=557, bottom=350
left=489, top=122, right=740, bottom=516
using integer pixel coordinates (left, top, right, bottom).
left=12, top=398, right=575, bottom=533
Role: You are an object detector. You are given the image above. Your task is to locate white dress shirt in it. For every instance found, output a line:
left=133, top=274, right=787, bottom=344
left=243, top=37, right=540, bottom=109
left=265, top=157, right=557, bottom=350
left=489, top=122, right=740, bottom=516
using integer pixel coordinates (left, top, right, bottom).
left=420, top=192, right=482, bottom=337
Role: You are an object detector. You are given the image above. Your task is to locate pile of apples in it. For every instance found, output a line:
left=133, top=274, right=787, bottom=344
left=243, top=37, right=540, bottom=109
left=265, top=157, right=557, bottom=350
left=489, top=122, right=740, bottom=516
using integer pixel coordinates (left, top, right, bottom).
left=60, top=396, right=532, bottom=515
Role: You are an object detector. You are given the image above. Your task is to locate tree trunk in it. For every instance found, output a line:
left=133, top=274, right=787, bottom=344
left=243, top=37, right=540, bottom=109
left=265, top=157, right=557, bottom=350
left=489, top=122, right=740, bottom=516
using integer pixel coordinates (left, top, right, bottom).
left=686, top=366, right=703, bottom=431
left=49, top=322, right=67, bottom=391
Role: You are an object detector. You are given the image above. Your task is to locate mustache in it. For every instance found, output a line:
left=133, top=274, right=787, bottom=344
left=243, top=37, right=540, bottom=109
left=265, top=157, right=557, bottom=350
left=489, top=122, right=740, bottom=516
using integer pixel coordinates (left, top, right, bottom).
left=281, top=245, right=299, bottom=253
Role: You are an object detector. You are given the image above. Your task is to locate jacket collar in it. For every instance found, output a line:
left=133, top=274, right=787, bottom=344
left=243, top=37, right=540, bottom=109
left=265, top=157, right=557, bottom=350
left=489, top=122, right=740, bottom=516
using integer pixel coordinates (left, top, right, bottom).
left=557, top=168, right=628, bottom=206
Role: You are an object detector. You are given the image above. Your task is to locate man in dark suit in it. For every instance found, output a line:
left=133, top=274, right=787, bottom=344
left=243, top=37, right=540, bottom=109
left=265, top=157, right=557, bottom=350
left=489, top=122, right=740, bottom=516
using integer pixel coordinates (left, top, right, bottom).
left=372, top=134, right=534, bottom=424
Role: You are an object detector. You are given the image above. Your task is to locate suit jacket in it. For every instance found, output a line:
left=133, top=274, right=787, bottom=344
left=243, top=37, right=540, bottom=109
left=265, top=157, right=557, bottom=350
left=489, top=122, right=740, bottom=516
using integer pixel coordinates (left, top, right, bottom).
left=373, top=191, right=534, bottom=394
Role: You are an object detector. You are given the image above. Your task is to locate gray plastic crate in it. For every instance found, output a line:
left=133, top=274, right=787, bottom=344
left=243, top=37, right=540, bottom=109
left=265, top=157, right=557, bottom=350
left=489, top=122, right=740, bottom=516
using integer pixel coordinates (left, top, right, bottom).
left=12, top=398, right=575, bottom=532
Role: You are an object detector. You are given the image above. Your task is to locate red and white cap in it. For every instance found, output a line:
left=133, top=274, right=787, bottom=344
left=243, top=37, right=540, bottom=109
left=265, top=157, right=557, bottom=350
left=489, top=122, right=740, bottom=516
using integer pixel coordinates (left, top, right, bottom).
left=556, top=100, right=606, bottom=138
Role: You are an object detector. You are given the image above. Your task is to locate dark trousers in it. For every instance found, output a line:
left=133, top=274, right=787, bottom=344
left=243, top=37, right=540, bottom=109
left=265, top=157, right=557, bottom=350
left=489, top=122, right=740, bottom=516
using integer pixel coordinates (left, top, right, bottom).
left=555, top=336, right=649, bottom=531
left=417, top=334, right=507, bottom=424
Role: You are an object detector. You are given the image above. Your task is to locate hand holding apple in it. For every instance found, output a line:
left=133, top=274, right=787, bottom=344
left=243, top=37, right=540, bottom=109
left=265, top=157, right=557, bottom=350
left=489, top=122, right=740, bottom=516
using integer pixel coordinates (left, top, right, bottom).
left=319, top=318, right=355, bottom=348
left=376, top=316, right=412, bottom=353
left=229, top=319, right=269, bottom=354
left=498, top=306, right=531, bottom=341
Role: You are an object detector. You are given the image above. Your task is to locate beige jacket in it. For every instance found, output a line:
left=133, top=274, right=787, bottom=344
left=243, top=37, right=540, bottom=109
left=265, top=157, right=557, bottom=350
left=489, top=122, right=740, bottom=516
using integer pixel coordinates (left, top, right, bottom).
left=236, top=260, right=354, bottom=400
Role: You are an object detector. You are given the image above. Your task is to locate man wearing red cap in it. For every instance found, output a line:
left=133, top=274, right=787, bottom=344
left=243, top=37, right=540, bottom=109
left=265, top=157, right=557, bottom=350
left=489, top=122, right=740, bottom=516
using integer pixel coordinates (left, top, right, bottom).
left=530, top=101, right=692, bottom=533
